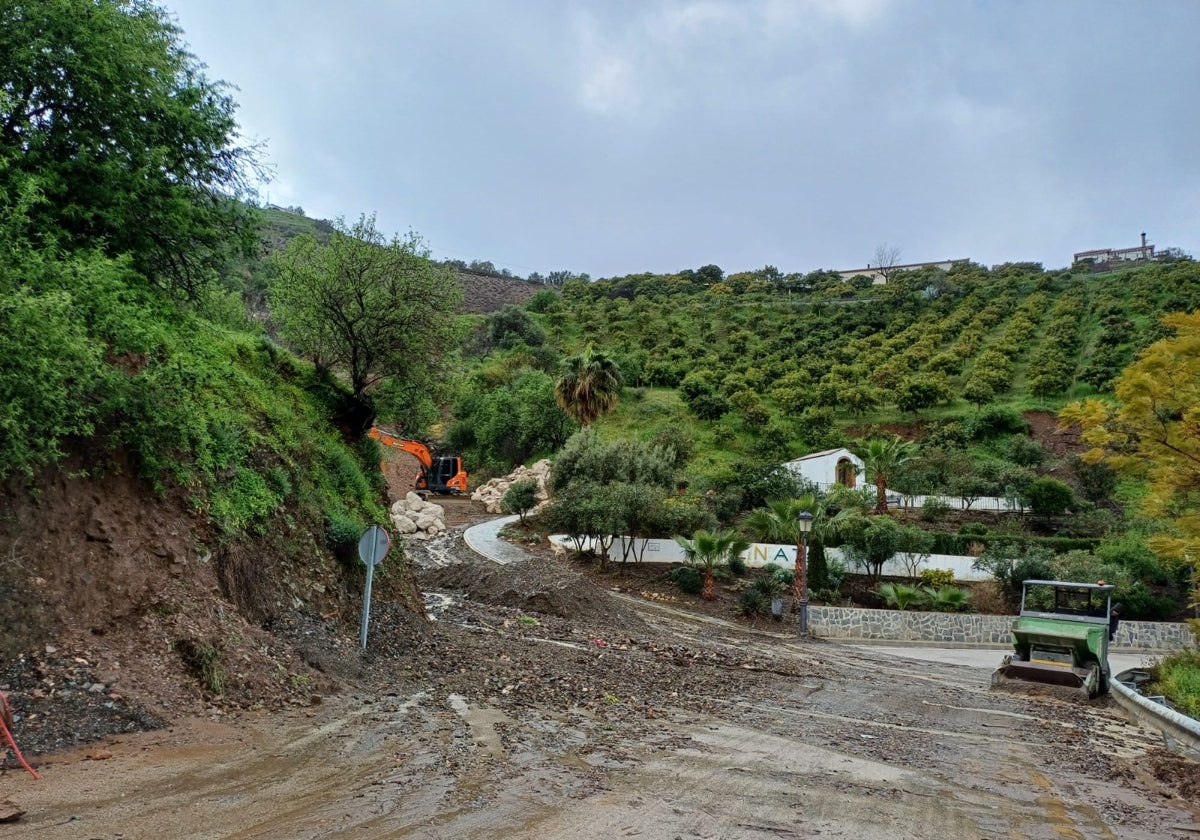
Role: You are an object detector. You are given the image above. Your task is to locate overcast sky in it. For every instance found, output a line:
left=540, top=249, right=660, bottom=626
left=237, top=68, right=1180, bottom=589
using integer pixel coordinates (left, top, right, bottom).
left=165, top=1, right=1199, bottom=279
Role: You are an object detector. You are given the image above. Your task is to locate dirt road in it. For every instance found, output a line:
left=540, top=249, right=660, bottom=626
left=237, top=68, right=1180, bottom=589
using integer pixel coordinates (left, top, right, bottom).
left=6, top=527, right=1199, bottom=839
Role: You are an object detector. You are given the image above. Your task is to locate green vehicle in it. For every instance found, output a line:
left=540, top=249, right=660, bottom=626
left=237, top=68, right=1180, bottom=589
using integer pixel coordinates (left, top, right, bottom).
left=992, top=580, right=1115, bottom=699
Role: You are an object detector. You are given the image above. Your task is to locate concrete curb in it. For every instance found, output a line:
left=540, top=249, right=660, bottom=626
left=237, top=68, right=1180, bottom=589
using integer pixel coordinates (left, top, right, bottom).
left=462, top=515, right=526, bottom=565
left=1111, top=671, right=1200, bottom=762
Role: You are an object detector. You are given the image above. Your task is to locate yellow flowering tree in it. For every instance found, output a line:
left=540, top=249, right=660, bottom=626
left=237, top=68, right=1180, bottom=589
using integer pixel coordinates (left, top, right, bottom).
left=1059, top=311, right=1200, bottom=635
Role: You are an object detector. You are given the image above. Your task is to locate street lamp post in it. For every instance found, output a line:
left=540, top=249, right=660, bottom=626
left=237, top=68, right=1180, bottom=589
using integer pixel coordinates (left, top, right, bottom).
left=796, top=510, right=813, bottom=636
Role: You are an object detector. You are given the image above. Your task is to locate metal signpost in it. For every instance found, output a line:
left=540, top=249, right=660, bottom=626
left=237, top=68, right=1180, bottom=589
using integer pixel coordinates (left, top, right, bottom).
left=358, top=525, right=390, bottom=650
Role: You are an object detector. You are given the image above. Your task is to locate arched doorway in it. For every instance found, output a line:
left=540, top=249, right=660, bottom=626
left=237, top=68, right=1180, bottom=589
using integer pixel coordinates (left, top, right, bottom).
left=836, top=457, right=857, bottom=488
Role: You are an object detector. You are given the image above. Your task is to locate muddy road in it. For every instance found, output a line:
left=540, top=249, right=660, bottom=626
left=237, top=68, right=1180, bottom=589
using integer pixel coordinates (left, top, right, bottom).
left=7, top=528, right=1199, bottom=839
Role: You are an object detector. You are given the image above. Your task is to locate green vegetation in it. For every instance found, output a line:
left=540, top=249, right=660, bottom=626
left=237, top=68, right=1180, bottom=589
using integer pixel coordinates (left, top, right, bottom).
left=270, top=214, right=463, bottom=432
left=0, top=2, right=394, bottom=552
left=501, top=479, right=540, bottom=524
left=674, top=529, right=751, bottom=601
left=5, top=2, right=1196, bottom=709
left=0, top=0, right=259, bottom=298
left=1150, top=650, right=1200, bottom=718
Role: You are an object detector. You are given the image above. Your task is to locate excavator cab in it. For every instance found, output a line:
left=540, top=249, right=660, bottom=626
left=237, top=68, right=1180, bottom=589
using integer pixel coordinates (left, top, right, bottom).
left=421, top=454, right=467, bottom=495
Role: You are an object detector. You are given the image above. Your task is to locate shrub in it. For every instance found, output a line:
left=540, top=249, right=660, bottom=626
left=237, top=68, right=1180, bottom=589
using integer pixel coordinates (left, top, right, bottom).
left=325, top=512, right=364, bottom=555
left=1096, top=533, right=1170, bottom=585
left=972, top=543, right=1056, bottom=603
left=1022, top=477, right=1075, bottom=515
left=668, top=566, right=703, bottom=595
left=958, top=522, right=989, bottom=537
left=1118, top=582, right=1180, bottom=621
left=501, top=479, right=540, bottom=524
left=919, top=568, right=956, bottom=587
left=919, top=496, right=952, bottom=522
left=823, top=557, right=847, bottom=592
left=752, top=574, right=787, bottom=599
left=737, top=589, right=770, bottom=618
left=1150, top=649, right=1200, bottom=719
left=967, top=407, right=1027, bottom=439
left=728, top=553, right=748, bottom=576
left=924, top=586, right=971, bottom=612
left=1003, top=435, right=1045, bottom=467
left=876, top=582, right=925, bottom=610
left=175, top=638, right=225, bottom=695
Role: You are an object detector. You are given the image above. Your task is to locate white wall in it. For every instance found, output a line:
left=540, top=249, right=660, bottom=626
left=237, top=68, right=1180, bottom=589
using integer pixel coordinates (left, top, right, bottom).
left=583, top=537, right=992, bottom=581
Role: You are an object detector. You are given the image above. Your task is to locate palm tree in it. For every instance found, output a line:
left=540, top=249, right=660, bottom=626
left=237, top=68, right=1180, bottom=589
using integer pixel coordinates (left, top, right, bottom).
left=857, top=435, right=916, bottom=512
left=745, top=493, right=841, bottom=602
left=674, top=528, right=751, bottom=601
left=554, top=344, right=623, bottom=427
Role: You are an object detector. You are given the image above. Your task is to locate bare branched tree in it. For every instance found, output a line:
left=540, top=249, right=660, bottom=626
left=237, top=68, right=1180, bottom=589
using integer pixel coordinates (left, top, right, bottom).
left=872, top=243, right=902, bottom=284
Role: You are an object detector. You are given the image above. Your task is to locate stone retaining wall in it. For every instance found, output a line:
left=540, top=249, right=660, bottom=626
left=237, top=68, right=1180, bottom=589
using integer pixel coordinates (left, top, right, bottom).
left=810, top=605, right=1196, bottom=651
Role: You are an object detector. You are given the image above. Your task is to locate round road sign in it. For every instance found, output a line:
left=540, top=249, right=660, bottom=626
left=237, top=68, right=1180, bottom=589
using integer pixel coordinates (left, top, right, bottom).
left=357, top=525, right=390, bottom=566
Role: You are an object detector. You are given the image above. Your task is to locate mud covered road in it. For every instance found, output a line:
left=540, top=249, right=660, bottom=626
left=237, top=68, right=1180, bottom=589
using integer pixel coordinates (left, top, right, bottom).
left=7, top=525, right=1200, bottom=839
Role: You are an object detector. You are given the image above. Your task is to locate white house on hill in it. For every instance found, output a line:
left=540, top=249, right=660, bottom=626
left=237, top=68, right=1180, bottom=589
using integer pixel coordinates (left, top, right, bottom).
left=783, top=448, right=862, bottom=490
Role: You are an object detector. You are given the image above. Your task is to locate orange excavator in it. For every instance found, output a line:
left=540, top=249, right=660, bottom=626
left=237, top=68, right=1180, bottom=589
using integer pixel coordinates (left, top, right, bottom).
left=368, top=427, right=469, bottom=496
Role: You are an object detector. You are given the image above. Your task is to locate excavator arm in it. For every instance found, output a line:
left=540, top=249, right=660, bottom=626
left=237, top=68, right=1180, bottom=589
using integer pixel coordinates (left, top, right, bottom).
left=368, top=427, right=432, bottom=469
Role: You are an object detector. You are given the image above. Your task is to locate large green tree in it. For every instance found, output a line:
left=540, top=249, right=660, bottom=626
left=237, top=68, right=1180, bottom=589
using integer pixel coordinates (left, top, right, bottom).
left=0, top=0, right=259, bottom=296
left=554, top=344, right=623, bottom=427
left=270, top=215, right=462, bottom=431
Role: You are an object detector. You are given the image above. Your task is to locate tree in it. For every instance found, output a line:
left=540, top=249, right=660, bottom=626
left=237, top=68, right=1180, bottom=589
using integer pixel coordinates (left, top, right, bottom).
left=674, top=529, right=751, bottom=601
left=896, top=374, right=950, bottom=416
left=0, top=0, right=260, bottom=297
left=872, top=243, right=902, bottom=284
left=1021, top=476, right=1075, bottom=515
left=744, top=493, right=840, bottom=595
left=485, top=304, right=545, bottom=349
left=839, top=515, right=904, bottom=582
left=501, top=479, right=539, bottom=524
left=1060, top=310, right=1200, bottom=621
left=856, top=435, right=917, bottom=512
left=270, top=215, right=462, bottom=431
left=554, top=344, right=623, bottom=427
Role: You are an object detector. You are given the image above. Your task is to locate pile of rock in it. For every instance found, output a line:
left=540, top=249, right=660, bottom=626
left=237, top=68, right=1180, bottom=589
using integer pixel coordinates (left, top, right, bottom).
left=389, top=492, right=448, bottom=540
left=471, top=460, right=552, bottom=514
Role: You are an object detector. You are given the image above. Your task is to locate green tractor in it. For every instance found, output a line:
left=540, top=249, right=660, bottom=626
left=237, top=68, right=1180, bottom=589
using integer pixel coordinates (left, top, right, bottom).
left=992, top=580, right=1115, bottom=699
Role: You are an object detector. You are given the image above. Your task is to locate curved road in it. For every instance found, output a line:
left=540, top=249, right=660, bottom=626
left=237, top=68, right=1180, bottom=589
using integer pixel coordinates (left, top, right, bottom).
left=462, top=516, right=1164, bottom=673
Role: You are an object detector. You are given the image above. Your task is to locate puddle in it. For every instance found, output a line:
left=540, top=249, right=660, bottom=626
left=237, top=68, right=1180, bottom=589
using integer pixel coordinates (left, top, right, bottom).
left=447, top=693, right=511, bottom=757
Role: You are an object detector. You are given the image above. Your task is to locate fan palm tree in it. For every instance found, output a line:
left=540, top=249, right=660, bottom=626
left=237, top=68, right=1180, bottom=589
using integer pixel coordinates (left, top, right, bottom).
left=674, top=528, right=751, bottom=601
left=745, top=493, right=841, bottom=602
left=857, top=435, right=916, bottom=512
left=554, top=344, right=623, bottom=427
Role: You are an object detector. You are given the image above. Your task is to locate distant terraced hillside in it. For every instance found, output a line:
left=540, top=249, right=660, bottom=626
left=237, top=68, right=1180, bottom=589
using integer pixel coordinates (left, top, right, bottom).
left=454, top=270, right=542, bottom=313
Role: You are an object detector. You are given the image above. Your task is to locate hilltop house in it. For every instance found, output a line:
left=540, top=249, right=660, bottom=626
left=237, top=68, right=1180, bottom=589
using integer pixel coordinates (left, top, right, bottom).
left=1073, top=232, right=1156, bottom=269
left=837, top=258, right=970, bottom=285
left=783, top=448, right=862, bottom=491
